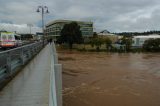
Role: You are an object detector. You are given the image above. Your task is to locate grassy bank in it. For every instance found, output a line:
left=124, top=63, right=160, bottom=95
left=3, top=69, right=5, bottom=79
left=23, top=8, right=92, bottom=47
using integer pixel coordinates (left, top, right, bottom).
left=56, top=44, right=146, bottom=53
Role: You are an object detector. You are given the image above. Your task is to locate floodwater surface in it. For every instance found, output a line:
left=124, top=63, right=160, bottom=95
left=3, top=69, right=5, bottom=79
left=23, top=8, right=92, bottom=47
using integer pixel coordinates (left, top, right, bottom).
left=58, top=51, right=160, bottom=106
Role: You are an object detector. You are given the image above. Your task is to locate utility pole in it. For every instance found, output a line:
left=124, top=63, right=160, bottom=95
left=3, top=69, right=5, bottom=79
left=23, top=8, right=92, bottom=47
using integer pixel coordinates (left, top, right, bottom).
left=27, top=24, right=33, bottom=34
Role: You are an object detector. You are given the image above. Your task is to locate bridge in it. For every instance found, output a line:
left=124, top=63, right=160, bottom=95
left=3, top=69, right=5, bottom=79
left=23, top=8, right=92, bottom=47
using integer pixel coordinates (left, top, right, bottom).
left=0, top=42, right=62, bottom=106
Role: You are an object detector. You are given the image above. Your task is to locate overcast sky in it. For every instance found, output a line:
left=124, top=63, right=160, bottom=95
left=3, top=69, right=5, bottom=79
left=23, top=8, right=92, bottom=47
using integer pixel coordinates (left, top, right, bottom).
left=1, top=0, right=160, bottom=33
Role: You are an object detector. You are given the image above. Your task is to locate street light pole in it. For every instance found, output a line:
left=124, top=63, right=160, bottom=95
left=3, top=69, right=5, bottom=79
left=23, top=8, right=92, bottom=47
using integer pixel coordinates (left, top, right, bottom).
left=36, top=6, right=49, bottom=46
left=27, top=24, right=33, bottom=35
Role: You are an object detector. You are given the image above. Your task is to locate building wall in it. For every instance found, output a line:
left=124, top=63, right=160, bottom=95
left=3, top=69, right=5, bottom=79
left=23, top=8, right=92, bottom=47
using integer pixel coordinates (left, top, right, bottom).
left=98, top=35, right=119, bottom=43
left=45, top=20, right=93, bottom=37
left=132, top=35, right=160, bottom=47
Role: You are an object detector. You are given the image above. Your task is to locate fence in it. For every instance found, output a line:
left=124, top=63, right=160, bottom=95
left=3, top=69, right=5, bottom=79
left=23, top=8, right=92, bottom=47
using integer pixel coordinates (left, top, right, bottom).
left=0, top=41, right=46, bottom=81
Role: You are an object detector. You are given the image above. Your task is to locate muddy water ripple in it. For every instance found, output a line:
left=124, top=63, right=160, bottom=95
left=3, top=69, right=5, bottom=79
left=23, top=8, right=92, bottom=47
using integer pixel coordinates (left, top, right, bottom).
left=59, top=52, right=160, bottom=106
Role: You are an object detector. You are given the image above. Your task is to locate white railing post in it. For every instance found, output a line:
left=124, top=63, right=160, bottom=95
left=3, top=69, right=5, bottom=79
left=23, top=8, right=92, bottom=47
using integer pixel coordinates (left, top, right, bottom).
left=54, top=53, right=58, bottom=64
left=54, top=64, right=62, bottom=106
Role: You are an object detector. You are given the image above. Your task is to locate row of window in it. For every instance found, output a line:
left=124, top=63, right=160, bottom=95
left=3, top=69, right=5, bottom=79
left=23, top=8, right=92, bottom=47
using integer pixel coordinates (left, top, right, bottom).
left=46, top=23, right=92, bottom=32
left=1, top=35, right=14, bottom=40
left=46, top=31, right=93, bottom=36
left=46, top=28, right=92, bottom=33
left=46, top=23, right=93, bottom=36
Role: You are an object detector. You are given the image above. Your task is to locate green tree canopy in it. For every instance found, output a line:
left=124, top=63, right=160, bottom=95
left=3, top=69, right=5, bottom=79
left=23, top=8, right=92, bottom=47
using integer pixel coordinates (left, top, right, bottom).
left=121, top=36, right=132, bottom=52
left=90, top=37, right=104, bottom=52
left=143, top=38, right=160, bottom=52
left=104, top=37, right=112, bottom=51
left=57, top=22, right=83, bottom=49
left=93, top=32, right=98, bottom=38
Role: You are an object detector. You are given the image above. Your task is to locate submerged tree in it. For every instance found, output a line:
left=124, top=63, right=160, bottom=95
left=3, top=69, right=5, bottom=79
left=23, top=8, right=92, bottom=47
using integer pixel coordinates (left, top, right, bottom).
left=57, top=22, right=83, bottom=49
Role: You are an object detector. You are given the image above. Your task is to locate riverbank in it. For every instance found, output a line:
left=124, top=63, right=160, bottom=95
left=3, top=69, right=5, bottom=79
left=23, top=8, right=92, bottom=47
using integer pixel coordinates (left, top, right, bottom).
left=58, top=50, right=160, bottom=106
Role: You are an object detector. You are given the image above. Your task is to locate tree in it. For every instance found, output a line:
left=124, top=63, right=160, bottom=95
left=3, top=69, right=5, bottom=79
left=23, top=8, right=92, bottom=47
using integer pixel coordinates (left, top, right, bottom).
left=90, top=37, right=104, bottom=52
left=143, top=38, right=160, bottom=52
left=57, top=22, right=83, bottom=49
left=93, top=32, right=98, bottom=38
left=104, top=37, right=112, bottom=51
left=121, top=36, right=132, bottom=52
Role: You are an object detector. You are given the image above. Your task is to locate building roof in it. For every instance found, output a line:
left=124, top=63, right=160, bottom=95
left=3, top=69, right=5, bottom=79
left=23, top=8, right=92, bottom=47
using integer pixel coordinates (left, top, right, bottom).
left=133, top=34, right=160, bottom=38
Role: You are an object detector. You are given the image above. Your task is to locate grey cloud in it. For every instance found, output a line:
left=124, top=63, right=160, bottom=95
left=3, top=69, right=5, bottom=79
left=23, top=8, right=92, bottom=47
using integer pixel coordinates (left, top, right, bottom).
left=0, top=23, right=41, bottom=34
left=1, top=0, right=160, bottom=33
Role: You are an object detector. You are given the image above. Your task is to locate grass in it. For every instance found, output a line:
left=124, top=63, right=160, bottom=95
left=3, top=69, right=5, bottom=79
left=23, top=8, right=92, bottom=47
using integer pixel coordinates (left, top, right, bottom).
left=56, top=44, right=147, bottom=53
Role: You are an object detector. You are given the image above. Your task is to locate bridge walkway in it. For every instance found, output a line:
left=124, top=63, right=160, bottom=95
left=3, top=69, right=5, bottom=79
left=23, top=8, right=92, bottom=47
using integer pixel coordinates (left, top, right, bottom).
left=0, top=44, right=53, bottom=106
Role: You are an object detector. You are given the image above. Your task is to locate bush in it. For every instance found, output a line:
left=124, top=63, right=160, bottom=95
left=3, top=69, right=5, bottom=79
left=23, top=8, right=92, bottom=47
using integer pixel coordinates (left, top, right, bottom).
left=90, top=37, right=104, bottom=52
left=143, top=38, right=160, bottom=52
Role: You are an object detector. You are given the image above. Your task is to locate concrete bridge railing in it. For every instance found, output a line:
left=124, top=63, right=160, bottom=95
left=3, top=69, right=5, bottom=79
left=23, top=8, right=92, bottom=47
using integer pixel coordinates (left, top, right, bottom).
left=49, top=43, right=62, bottom=106
left=0, top=42, right=62, bottom=106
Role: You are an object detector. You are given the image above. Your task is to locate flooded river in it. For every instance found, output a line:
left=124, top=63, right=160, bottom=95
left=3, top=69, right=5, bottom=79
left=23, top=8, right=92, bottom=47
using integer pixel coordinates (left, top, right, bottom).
left=58, top=51, right=160, bottom=106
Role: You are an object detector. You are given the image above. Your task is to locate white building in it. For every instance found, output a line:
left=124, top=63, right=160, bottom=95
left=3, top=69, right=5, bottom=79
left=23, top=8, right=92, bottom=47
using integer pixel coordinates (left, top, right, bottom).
left=46, top=20, right=93, bottom=37
left=132, top=34, right=160, bottom=47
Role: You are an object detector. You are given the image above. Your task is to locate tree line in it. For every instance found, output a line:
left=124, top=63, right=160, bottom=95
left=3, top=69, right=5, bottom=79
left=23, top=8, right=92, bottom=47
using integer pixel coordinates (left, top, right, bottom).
left=116, top=31, right=160, bottom=36
left=57, top=22, right=160, bottom=52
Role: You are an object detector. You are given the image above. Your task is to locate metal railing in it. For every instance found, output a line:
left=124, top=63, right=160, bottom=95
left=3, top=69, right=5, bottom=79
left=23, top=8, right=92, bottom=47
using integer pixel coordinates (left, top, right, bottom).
left=0, top=41, right=46, bottom=81
left=49, top=43, right=62, bottom=106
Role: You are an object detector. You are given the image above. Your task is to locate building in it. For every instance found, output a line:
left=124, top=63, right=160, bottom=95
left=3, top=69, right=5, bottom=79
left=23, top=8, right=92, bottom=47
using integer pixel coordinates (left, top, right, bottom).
left=45, top=20, right=93, bottom=38
left=132, top=34, right=160, bottom=47
left=97, top=30, right=119, bottom=43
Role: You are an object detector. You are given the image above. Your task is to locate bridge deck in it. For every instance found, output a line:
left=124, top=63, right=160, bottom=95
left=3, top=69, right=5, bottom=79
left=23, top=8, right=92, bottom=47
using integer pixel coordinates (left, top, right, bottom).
left=0, top=44, right=51, bottom=106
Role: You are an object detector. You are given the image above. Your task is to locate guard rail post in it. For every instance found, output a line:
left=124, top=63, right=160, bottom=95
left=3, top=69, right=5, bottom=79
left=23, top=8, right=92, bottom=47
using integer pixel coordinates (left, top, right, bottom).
left=54, top=64, right=62, bottom=106
left=20, top=48, right=25, bottom=65
left=6, top=52, right=11, bottom=76
left=27, top=47, right=31, bottom=59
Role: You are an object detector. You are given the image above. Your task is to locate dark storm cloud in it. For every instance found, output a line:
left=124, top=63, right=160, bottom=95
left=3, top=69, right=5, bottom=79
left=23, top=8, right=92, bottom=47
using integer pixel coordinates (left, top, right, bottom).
left=1, top=0, right=160, bottom=32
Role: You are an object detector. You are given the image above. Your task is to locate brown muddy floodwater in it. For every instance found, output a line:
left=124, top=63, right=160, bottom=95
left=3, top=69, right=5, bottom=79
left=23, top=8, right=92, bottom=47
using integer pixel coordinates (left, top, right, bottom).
left=58, top=51, right=160, bottom=106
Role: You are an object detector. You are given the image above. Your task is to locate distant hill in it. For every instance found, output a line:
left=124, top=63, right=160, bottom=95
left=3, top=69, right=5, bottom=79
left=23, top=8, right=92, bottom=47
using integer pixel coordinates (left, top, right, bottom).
left=115, top=31, right=160, bottom=36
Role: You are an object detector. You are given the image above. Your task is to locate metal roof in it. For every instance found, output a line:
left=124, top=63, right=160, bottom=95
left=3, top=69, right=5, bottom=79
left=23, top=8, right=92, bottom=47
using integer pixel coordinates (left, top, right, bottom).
left=133, top=34, right=160, bottom=38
